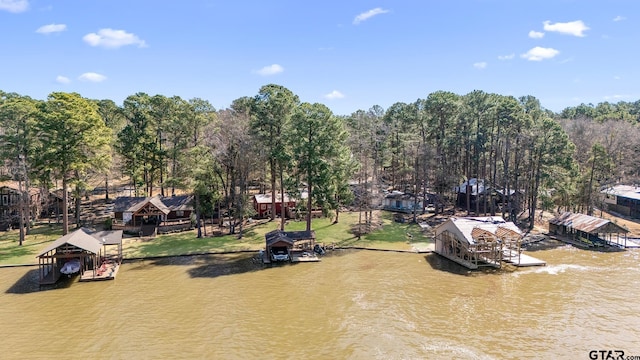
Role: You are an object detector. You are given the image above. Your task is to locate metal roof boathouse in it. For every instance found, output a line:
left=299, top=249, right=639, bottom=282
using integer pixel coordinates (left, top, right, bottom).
left=36, top=228, right=123, bottom=286
left=549, top=212, right=629, bottom=249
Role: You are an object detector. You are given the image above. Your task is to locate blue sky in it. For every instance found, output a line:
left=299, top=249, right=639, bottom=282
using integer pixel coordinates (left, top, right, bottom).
left=1, top=0, right=638, bottom=115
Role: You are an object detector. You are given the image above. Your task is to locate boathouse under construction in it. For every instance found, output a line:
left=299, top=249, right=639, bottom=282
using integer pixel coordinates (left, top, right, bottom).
left=434, top=216, right=544, bottom=269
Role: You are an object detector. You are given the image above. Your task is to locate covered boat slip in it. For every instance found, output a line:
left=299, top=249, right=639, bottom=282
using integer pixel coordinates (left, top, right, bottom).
left=263, top=229, right=319, bottom=263
left=36, top=228, right=123, bottom=285
left=548, top=212, right=629, bottom=249
left=434, top=217, right=546, bottom=270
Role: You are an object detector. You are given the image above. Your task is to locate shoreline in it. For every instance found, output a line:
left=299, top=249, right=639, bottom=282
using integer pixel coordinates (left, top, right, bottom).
left=0, top=245, right=433, bottom=269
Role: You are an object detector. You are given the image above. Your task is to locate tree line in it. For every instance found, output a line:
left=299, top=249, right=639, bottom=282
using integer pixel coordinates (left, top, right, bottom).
left=2, top=85, right=639, bottom=245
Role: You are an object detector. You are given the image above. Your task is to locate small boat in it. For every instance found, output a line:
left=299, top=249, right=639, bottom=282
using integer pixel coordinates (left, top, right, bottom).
left=60, top=259, right=81, bottom=275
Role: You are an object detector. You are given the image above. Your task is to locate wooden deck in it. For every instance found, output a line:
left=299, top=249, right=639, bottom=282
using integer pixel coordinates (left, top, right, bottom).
left=291, top=252, right=320, bottom=262
left=79, top=262, right=120, bottom=282
left=502, top=249, right=546, bottom=267
left=261, top=250, right=321, bottom=263
left=607, top=237, right=640, bottom=248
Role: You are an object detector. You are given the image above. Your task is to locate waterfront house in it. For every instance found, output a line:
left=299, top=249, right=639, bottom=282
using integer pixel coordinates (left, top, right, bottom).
left=253, top=193, right=297, bottom=219
left=455, top=178, right=522, bottom=215
left=434, top=216, right=523, bottom=269
left=601, top=185, right=640, bottom=219
left=0, top=181, right=42, bottom=230
left=548, top=212, right=629, bottom=248
left=383, top=191, right=425, bottom=213
left=112, top=195, right=193, bottom=236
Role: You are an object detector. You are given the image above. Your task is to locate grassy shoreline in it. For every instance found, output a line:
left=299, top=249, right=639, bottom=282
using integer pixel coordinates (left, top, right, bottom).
left=0, top=211, right=433, bottom=266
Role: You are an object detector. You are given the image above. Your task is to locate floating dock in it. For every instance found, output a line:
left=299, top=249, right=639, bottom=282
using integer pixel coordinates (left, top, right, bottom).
left=502, top=249, right=546, bottom=267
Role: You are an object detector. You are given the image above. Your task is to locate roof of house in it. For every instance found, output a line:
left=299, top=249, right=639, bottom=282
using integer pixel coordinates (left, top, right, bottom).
left=601, top=185, right=640, bottom=201
left=113, top=195, right=193, bottom=213
left=384, top=191, right=418, bottom=200
left=549, top=212, right=628, bottom=234
left=254, top=193, right=296, bottom=204
left=435, top=216, right=523, bottom=245
left=454, top=178, right=488, bottom=196
left=0, top=180, right=40, bottom=196
left=454, top=178, right=518, bottom=196
left=129, top=196, right=171, bottom=214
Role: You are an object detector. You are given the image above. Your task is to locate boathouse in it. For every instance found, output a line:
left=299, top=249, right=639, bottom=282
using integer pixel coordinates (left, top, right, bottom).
left=548, top=212, right=629, bottom=248
left=263, top=229, right=316, bottom=263
left=36, top=228, right=123, bottom=285
left=434, top=217, right=524, bottom=269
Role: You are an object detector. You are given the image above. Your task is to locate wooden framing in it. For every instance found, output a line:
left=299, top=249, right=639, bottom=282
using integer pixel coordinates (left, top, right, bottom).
left=434, top=217, right=523, bottom=269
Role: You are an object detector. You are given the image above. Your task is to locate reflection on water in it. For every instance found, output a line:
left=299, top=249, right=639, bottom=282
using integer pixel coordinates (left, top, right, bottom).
left=1, top=247, right=640, bottom=359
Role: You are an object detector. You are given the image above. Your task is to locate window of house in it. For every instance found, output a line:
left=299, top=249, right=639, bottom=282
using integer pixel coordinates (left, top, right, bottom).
left=176, top=210, right=184, bottom=217
left=261, top=204, right=267, bottom=210
left=2, top=195, right=7, bottom=206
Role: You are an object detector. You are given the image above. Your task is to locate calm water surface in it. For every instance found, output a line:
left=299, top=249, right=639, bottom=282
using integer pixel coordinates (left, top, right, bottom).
left=1, top=244, right=639, bottom=359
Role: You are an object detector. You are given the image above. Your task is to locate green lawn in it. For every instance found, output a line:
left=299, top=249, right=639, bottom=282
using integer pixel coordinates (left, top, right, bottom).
left=0, top=211, right=433, bottom=265
left=0, top=224, right=65, bottom=265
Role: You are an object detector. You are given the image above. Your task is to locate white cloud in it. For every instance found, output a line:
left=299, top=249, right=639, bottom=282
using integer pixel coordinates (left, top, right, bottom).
left=324, top=90, right=345, bottom=99
left=83, top=28, right=147, bottom=49
left=255, top=64, right=284, bottom=76
left=78, top=72, right=107, bottom=82
left=36, top=23, right=66, bottom=34
left=528, top=30, right=545, bottom=39
left=604, top=94, right=633, bottom=100
left=353, top=8, right=389, bottom=25
left=498, top=53, right=515, bottom=60
left=613, top=15, right=626, bottom=22
left=543, top=20, right=589, bottom=37
left=56, top=75, right=70, bottom=84
left=521, top=46, right=560, bottom=61
left=0, top=0, right=28, bottom=13
left=614, top=75, right=621, bottom=80
left=473, top=62, right=487, bottom=69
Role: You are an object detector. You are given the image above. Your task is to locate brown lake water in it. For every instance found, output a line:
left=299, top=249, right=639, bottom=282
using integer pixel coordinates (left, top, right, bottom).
left=1, top=244, right=640, bottom=359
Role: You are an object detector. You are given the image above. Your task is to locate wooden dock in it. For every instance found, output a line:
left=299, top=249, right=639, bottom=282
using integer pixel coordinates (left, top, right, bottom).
left=502, top=249, right=546, bottom=267
left=607, top=237, right=640, bottom=249
left=291, top=252, right=320, bottom=263
left=79, top=262, right=120, bottom=282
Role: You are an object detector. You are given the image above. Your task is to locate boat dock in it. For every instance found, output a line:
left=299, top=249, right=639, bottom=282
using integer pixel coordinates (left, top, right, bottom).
left=607, top=237, right=640, bottom=249
left=502, top=249, right=546, bottom=267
